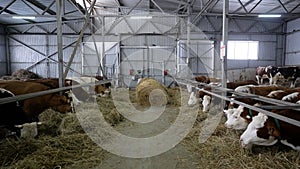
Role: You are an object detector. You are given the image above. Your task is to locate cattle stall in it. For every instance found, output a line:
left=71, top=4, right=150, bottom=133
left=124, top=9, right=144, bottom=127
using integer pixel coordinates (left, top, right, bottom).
left=1, top=0, right=300, bottom=169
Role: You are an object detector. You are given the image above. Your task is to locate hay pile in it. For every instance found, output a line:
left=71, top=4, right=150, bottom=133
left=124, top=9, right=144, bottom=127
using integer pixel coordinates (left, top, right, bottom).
left=0, top=93, right=127, bottom=169
left=136, top=78, right=169, bottom=106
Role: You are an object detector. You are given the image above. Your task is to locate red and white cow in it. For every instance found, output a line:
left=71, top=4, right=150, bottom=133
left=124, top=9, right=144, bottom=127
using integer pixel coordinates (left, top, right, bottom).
left=240, top=110, right=300, bottom=150
left=256, top=66, right=269, bottom=84
left=224, top=105, right=259, bottom=130
left=0, top=81, right=72, bottom=126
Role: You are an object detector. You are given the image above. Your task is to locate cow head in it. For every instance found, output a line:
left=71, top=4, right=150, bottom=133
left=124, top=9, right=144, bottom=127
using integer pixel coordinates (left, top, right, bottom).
left=15, top=122, right=42, bottom=138
left=240, top=113, right=278, bottom=149
left=224, top=106, right=249, bottom=130
left=51, top=94, right=73, bottom=113
left=202, top=95, right=211, bottom=112
left=186, top=84, right=193, bottom=93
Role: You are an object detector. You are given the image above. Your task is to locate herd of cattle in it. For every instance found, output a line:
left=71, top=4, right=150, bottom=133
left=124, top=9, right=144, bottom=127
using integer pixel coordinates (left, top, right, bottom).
left=1, top=66, right=300, bottom=152
left=0, top=70, right=111, bottom=138
left=188, top=65, right=300, bottom=151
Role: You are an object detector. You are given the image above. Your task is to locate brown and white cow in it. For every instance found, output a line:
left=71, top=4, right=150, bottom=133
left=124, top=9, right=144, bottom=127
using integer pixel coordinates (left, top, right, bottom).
left=256, top=66, right=269, bottom=84
left=0, top=81, right=72, bottom=126
left=240, top=110, right=300, bottom=150
left=195, top=75, right=210, bottom=84
left=224, top=105, right=259, bottom=130
left=230, top=85, right=287, bottom=107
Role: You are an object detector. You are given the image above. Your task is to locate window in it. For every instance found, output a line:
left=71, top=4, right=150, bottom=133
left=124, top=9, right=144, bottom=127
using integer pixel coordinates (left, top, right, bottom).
left=227, top=41, right=259, bottom=60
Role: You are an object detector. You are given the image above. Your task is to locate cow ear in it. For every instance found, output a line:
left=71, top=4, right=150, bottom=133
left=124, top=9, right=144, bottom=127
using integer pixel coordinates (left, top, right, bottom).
left=267, top=126, right=280, bottom=137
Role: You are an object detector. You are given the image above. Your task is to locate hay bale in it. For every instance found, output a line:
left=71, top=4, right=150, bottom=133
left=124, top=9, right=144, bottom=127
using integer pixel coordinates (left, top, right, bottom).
left=136, top=78, right=169, bottom=106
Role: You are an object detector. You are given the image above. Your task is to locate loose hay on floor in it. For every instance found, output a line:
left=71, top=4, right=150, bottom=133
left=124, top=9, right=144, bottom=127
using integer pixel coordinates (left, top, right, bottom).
left=182, top=107, right=300, bottom=169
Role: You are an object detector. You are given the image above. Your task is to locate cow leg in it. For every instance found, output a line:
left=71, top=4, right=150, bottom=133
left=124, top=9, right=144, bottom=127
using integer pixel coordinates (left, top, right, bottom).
left=290, top=79, right=296, bottom=88
left=256, top=75, right=260, bottom=84
left=269, top=76, right=273, bottom=85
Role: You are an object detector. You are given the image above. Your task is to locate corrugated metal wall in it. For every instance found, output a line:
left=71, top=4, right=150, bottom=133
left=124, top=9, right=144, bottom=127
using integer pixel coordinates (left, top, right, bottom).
left=0, top=26, right=6, bottom=76
left=285, top=18, right=300, bottom=66
left=8, top=34, right=82, bottom=78
left=196, top=17, right=284, bottom=81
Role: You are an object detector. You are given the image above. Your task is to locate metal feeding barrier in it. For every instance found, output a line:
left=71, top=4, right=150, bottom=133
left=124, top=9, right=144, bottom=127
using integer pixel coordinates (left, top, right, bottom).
left=0, top=80, right=111, bottom=105
left=176, top=78, right=300, bottom=128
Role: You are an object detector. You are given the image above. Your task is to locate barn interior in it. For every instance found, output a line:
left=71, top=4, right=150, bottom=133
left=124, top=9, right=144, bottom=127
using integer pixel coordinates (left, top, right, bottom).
left=0, top=0, right=300, bottom=169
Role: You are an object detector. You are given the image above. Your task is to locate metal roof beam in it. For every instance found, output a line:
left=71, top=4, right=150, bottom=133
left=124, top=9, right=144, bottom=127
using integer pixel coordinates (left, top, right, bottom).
left=126, top=0, right=143, bottom=15
left=21, top=0, right=40, bottom=14
left=232, top=0, right=255, bottom=13
left=276, top=0, right=288, bottom=13
left=266, top=0, right=294, bottom=13
left=192, top=0, right=216, bottom=25
left=26, top=0, right=56, bottom=15
left=248, top=0, right=262, bottom=13
left=288, top=2, right=300, bottom=13
left=67, top=0, right=86, bottom=15
left=151, top=0, right=165, bottom=13
left=237, top=0, right=248, bottom=13
left=0, top=0, right=16, bottom=14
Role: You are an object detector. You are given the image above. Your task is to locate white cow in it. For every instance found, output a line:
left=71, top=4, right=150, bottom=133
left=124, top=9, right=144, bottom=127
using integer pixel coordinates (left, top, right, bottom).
left=240, top=113, right=278, bottom=149
left=188, top=92, right=201, bottom=107
left=186, top=84, right=193, bottom=93
left=224, top=106, right=249, bottom=130
left=15, top=122, right=42, bottom=138
left=202, top=95, right=211, bottom=112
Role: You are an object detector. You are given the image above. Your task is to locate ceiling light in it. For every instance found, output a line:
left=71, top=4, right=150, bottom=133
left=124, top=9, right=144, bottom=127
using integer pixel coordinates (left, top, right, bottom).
left=130, top=16, right=152, bottom=19
left=12, top=16, right=36, bottom=20
left=258, top=14, right=281, bottom=18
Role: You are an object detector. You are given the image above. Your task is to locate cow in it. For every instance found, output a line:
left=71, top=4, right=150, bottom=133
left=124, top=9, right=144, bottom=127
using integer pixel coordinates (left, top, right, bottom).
left=188, top=91, right=201, bottom=107
left=224, top=105, right=259, bottom=130
left=226, top=80, right=258, bottom=90
left=229, top=85, right=287, bottom=108
left=186, top=84, right=193, bottom=93
left=272, top=66, right=300, bottom=88
left=0, top=81, right=72, bottom=127
left=66, top=77, right=111, bottom=104
left=14, top=122, right=42, bottom=138
left=202, top=95, right=211, bottom=112
left=256, top=66, right=269, bottom=84
left=195, top=75, right=210, bottom=84
left=240, top=110, right=300, bottom=150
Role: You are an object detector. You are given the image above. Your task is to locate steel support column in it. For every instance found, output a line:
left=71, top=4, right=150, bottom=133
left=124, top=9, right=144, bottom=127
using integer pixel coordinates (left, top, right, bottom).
left=221, top=0, right=229, bottom=105
left=56, top=0, right=64, bottom=88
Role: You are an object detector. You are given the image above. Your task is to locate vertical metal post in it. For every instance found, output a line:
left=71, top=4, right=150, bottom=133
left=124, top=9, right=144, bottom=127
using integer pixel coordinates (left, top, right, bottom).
left=5, top=28, right=11, bottom=75
left=56, top=0, right=64, bottom=88
left=221, top=0, right=229, bottom=104
left=281, top=22, right=287, bottom=66
left=46, top=35, right=50, bottom=77
left=186, top=0, right=191, bottom=65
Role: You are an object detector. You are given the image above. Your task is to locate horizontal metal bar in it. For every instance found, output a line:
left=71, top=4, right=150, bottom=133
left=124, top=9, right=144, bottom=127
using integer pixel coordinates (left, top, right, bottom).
left=176, top=79, right=300, bottom=128
left=0, top=80, right=111, bottom=105
left=257, top=105, right=300, bottom=109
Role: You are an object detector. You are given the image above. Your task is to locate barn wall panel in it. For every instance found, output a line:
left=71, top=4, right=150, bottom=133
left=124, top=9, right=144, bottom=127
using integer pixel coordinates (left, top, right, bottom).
left=8, top=34, right=82, bottom=78
left=0, top=26, right=6, bottom=76
left=286, top=18, right=300, bottom=66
